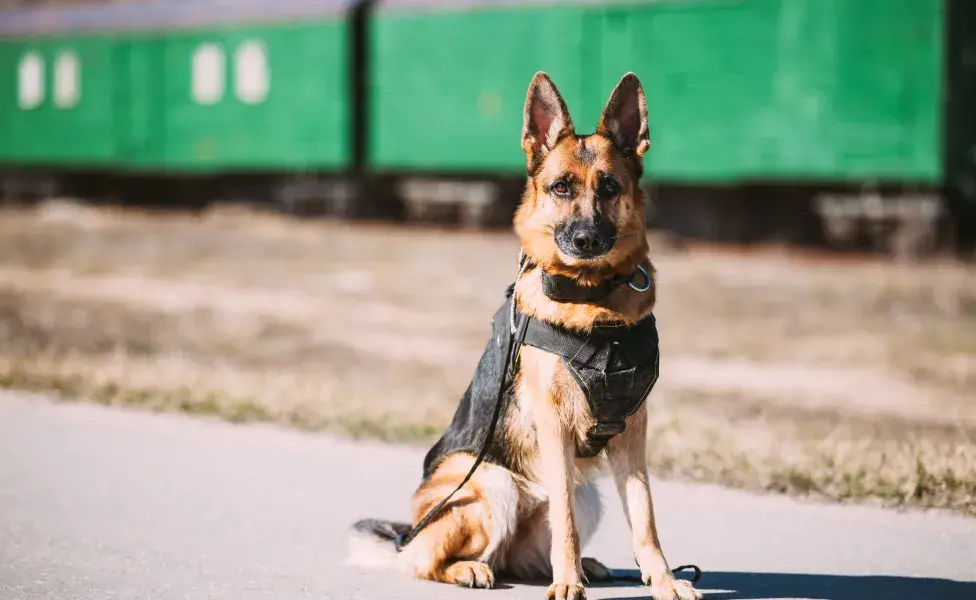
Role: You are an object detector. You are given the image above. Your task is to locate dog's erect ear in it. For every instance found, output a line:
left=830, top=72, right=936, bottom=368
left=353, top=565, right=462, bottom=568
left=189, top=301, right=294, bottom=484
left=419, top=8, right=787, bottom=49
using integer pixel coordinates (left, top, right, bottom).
left=521, top=72, right=575, bottom=172
left=597, top=72, right=650, bottom=158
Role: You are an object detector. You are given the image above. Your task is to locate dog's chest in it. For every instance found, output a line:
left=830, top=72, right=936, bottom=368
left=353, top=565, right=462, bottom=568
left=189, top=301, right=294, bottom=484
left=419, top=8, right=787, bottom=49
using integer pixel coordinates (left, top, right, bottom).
left=512, top=346, right=598, bottom=456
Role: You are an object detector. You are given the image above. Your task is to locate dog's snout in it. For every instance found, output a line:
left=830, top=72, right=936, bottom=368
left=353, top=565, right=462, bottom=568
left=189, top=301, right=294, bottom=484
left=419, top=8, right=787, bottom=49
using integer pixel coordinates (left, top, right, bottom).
left=555, top=219, right=616, bottom=259
left=572, top=229, right=600, bottom=253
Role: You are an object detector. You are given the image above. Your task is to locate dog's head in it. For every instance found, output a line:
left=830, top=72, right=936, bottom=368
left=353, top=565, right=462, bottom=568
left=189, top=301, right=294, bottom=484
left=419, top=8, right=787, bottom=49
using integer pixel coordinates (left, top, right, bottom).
left=514, top=72, right=650, bottom=278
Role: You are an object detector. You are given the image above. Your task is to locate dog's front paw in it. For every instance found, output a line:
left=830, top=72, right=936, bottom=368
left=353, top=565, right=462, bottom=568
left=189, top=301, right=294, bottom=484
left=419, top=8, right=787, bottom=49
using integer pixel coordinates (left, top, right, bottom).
left=646, top=576, right=702, bottom=600
left=545, top=583, right=586, bottom=600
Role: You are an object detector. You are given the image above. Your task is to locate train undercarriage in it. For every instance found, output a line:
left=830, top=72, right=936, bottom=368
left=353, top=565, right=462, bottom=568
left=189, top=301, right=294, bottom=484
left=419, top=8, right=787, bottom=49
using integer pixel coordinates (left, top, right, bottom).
left=1, top=167, right=973, bottom=261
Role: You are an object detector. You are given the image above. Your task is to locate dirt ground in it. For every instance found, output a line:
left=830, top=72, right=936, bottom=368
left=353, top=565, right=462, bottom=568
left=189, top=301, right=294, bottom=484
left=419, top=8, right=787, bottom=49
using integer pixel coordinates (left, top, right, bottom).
left=1, top=200, right=974, bottom=515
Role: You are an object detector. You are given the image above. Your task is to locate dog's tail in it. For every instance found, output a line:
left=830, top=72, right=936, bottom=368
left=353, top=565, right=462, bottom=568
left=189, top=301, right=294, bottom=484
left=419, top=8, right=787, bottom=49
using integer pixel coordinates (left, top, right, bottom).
left=345, top=518, right=412, bottom=569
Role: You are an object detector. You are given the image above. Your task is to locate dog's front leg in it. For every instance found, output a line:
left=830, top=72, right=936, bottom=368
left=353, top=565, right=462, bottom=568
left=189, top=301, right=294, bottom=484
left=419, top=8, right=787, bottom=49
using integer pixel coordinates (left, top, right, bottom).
left=522, top=351, right=585, bottom=600
left=606, top=404, right=702, bottom=600
left=535, top=402, right=585, bottom=600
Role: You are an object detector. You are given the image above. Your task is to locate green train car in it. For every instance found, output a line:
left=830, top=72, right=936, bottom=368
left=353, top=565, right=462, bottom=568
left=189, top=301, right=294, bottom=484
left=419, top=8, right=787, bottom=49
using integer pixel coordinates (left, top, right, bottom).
left=0, top=0, right=973, bottom=254
left=0, top=0, right=354, bottom=208
left=369, top=0, right=975, bottom=250
left=375, top=0, right=948, bottom=181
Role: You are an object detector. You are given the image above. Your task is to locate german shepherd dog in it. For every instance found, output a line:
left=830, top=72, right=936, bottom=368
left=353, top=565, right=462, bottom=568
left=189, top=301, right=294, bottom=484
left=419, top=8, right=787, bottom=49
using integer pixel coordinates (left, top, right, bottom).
left=348, top=72, right=701, bottom=600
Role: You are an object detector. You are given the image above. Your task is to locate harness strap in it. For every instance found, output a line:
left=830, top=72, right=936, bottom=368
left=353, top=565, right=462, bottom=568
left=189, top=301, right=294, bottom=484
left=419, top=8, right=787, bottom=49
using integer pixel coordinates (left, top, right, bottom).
left=522, top=317, right=600, bottom=365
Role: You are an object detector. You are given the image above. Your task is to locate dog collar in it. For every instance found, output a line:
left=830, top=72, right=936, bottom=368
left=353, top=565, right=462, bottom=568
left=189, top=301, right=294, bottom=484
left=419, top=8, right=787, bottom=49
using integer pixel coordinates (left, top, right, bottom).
left=538, top=263, right=651, bottom=304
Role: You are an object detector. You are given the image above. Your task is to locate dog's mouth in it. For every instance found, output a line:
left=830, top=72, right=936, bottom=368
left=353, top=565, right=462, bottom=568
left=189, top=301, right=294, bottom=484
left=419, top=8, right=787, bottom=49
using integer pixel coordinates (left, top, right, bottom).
left=554, top=218, right=616, bottom=260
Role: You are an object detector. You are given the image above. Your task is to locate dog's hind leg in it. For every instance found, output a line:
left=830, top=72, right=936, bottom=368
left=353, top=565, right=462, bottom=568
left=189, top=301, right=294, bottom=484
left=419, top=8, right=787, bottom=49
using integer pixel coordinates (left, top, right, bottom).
left=399, top=452, right=520, bottom=589
left=501, top=478, right=604, bottom=584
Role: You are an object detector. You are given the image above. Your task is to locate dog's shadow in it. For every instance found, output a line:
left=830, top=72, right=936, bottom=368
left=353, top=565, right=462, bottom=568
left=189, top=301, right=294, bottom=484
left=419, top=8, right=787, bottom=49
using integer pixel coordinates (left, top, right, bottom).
left=574, top=569, right=976, bottom=600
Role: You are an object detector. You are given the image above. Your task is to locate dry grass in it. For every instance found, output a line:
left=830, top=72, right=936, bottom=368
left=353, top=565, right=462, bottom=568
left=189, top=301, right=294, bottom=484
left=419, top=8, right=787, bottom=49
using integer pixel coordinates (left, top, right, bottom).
left=1, top=200, right=974, bottom=515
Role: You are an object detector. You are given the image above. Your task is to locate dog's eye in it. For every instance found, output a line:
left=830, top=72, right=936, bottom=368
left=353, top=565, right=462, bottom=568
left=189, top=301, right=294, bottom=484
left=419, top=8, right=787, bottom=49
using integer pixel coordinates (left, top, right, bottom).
left=598, top=178, right=619, bottom=198
left=551, top=181, right=570, bottom=197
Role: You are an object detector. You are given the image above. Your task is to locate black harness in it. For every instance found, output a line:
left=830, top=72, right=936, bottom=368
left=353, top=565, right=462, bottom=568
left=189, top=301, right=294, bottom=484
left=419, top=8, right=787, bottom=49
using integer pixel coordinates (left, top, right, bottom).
left=392, top=257, right=701, bottom=585
left=511, top=303, right=660, bottom=458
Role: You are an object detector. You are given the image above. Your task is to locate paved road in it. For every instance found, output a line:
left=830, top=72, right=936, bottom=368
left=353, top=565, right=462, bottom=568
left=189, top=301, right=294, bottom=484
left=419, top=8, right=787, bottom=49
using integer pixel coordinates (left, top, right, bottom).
left=0, top=392, right=974, bottom=600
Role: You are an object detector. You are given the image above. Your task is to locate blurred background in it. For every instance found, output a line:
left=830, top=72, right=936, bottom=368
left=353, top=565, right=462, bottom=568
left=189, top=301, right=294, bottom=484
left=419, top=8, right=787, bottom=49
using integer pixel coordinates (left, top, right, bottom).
left=0, top=0, right=973, bottom=516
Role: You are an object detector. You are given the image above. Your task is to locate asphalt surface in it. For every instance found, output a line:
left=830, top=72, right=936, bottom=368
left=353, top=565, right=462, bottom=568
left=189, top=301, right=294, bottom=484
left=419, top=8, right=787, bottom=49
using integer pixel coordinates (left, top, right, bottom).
left=1, top=392, right=974, bottom=600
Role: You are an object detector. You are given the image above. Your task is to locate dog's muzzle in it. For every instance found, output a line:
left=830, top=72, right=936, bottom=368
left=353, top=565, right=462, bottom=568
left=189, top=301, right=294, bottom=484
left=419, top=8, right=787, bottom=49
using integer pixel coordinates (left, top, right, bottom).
left=555, top=218, right=616, bottom=259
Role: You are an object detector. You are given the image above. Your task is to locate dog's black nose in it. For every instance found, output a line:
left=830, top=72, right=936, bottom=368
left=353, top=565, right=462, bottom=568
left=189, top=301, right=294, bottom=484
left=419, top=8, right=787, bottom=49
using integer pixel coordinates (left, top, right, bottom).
left=556, top=218, right=615, bottom=259
left=572, top=229, right=600, bottom=252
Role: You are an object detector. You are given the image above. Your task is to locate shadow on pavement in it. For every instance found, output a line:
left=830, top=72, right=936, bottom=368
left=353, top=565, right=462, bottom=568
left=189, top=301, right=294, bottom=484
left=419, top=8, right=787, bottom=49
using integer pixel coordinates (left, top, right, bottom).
left=594, top=570, right=975, bottom=600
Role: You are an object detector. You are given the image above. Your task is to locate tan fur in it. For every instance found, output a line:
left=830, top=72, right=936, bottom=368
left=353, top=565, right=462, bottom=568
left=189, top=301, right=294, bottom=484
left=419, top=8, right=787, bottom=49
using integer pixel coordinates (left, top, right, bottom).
left=514, top=133, right=650, bottom=288
left=356, top=73, right=701, bottom=600
left=398, top=453, right=490, bottom=585
left=518, top=345, right=589, bottom=599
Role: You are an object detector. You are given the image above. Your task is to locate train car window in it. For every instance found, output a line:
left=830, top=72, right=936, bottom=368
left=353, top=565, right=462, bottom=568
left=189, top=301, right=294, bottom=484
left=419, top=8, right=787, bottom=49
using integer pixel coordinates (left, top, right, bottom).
left=192, top=43, right=225, bottom=105
left=54, top=51, right=80, bottom=109
left=235, top=40, right=269, bottom=105
left=18, top=51, right=44, bottom=110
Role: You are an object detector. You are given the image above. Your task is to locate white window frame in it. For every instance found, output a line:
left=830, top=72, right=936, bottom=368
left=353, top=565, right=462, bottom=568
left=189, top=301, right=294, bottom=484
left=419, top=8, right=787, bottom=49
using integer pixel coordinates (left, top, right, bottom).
left=192, top=43, right=225, bottom=105
left=234, top=40, right=269, bottom=105
left=54, top=50, right=81, bottom=109
left=18, top=51, right=45, bottom=110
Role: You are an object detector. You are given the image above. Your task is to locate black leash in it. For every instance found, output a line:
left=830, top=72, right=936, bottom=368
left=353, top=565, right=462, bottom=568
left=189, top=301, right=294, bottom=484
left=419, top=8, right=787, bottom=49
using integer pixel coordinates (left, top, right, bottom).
left=608, top=564, right=702, bottom=584
left=394, top=309, right=520, bottom=552
left=393, top=259, right=702, bottom=586
left=395, top=253, right=531, bottom=552
left=671, top=565, right=703, bottom=583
